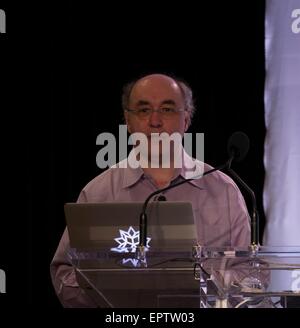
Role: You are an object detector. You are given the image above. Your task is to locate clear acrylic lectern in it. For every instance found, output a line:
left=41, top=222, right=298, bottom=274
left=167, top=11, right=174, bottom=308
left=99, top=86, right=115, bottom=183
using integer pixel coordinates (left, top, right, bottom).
left=194, top=245, right=300, bottom=308
left=68, top=247, right=200, bottom=308
left=68, top=246, right=300, bottom=308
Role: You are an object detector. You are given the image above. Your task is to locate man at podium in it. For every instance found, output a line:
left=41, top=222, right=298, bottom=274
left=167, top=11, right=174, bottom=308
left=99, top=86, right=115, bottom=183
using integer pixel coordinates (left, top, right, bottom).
left=50, top=73, right=250, bottom=307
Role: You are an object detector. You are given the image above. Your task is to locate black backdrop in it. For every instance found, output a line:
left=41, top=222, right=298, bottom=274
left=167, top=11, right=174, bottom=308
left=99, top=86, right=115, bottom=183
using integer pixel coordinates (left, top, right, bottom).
left=2, top=1, right=266, bottom=306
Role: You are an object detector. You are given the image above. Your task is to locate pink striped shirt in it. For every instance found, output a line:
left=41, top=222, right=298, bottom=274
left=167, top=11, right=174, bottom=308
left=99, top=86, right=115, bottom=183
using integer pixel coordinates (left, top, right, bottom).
left=50, top=151, right=250, bottom=307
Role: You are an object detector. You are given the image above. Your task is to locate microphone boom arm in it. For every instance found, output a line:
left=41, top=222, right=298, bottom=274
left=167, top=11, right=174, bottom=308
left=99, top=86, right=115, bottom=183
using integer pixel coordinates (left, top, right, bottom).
left=139, top=160, right=231, bottom=247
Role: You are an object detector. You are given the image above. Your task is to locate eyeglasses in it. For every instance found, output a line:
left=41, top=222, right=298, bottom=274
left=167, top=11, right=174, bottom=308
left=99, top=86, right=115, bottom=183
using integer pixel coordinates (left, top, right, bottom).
left=125, top=107, right=185, bottom=119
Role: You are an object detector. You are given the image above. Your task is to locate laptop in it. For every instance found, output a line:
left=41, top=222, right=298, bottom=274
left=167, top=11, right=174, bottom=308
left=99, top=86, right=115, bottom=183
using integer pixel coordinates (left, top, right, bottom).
left=64, top=201, right=197, bottom=252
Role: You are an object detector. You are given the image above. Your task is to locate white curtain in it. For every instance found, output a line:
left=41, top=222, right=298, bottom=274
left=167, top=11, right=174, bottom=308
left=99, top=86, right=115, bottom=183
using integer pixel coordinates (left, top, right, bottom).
left=263, top=0, right=300, bottom=246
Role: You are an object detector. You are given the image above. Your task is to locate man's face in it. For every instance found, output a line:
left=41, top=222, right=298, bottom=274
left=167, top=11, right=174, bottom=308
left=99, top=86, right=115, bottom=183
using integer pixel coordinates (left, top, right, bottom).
left=125, top=74, right=189, bottom=138
left=124, top=75, right=190, bottom=165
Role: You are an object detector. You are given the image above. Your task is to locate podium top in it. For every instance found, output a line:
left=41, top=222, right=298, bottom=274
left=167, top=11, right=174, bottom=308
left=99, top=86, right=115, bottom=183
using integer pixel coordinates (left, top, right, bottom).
left=193, top=245, right=300, bottom=258
left=68, top=245, right=300, bottom=270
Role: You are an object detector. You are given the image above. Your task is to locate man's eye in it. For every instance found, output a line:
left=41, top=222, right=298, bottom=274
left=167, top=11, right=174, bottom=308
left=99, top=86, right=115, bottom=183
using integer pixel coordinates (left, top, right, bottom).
left=161, top=108, right=175, bottom=113
left=139, top=108, right=151, bottom=113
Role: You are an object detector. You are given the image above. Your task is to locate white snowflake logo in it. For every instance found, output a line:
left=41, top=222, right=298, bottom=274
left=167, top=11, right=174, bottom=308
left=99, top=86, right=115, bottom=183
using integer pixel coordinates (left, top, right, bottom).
left=110, top=226, right=151, bottom=253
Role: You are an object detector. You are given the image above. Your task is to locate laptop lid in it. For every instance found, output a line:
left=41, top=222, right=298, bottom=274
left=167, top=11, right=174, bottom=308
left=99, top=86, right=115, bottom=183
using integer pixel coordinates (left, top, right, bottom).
left=64, top=201, right=197, bottom=252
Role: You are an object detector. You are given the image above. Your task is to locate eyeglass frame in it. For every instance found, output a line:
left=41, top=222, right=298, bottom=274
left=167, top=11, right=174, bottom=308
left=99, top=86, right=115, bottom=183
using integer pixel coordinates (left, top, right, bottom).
left=125, top=107, right=186, bottom=119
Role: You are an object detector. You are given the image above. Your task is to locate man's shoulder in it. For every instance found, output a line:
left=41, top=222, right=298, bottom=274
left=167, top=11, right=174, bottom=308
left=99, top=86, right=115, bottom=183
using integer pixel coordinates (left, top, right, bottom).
left=80, top=161, right=128, bottom=198
left=203, top=162, right=232, bottom=182
left=201, top=162, right=241, bottom=192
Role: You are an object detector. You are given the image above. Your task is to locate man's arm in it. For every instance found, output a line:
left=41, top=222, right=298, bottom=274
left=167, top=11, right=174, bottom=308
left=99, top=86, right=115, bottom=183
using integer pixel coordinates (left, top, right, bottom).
left=227, top=181, right=251, bottom=247
left=50, top=169, right=117, bottom=307
left=50, top=227, right=98, bottom=307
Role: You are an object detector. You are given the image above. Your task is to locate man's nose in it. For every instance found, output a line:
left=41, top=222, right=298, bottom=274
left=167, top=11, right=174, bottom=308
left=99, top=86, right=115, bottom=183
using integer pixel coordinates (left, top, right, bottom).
left=148, top=110, right=163, bottom=128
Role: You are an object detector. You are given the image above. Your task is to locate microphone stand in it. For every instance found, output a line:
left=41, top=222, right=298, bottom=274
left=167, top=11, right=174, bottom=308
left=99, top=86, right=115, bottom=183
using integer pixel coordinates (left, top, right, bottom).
left=136, top=148, right=260, bottom=264
left=135, top=160, right=231, bottom=265
left=226, top=158, right=262, bottom=304
left=227, top=155, right=260, bottom=254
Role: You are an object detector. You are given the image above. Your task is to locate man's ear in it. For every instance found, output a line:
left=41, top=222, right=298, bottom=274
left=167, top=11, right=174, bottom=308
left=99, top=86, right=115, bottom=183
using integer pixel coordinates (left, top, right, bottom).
left=124, top=112, right=132, bottom=133
left=184, top=111, right=191, bottom=132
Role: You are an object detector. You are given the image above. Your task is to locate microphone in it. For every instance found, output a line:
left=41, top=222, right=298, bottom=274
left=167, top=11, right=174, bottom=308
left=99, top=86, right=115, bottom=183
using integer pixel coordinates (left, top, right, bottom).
left=227, top=131, right=250, bottom=163
left=137, top=131, right=259, bottom=258
left=136, top=162, right=228, bottom=263
left=138, top=159, right=231, bottom=249
left=226, top=132, right=259, bottom=247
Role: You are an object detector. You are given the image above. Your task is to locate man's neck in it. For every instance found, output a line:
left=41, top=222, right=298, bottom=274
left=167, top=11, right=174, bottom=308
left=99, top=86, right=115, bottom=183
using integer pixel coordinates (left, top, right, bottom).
left=143, top=166, right=179, bottom=189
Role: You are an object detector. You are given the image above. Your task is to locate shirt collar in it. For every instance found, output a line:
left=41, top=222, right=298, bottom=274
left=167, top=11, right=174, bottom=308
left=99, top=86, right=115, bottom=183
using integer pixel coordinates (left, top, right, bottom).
left=120, top=147, right=205, bottom=189
left=179, top=149, right=205, bottom=189
left=122, top=165, right=144, bottom=189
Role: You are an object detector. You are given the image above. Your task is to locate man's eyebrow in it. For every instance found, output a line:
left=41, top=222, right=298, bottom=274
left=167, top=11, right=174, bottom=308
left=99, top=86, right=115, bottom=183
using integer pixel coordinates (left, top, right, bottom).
left=135, top=100, right=150, bottom=106
left=135, top=99, right=176, bottom=106
left=161, top=99, right=176, bottom=106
